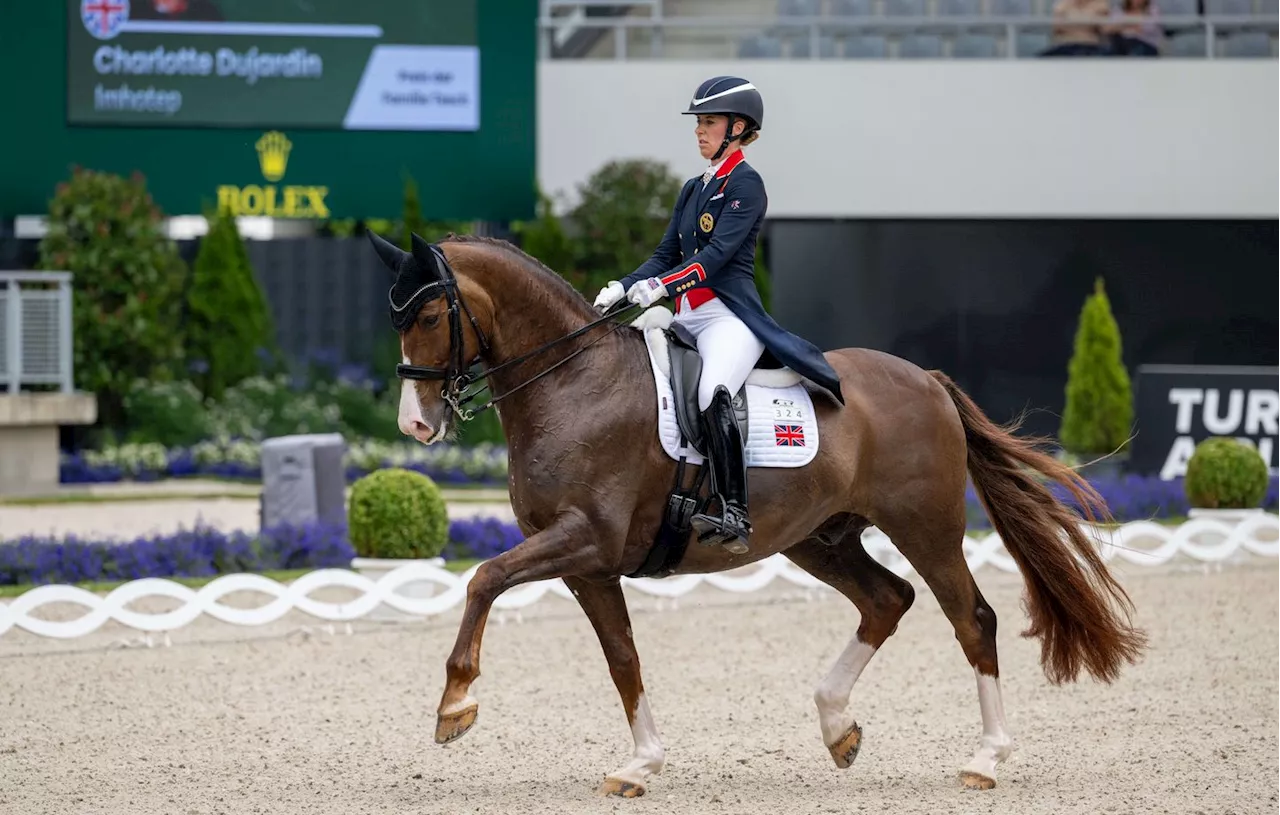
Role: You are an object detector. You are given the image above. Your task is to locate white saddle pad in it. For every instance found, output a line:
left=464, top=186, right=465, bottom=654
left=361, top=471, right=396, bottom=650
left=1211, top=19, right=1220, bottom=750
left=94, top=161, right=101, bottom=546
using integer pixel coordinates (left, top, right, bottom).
left=630, top=308, right=819, bottom=469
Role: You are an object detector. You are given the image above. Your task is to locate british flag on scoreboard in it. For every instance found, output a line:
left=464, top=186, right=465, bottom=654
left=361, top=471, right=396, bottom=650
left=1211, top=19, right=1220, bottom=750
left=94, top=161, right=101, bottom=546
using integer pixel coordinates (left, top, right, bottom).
left=774, top=424, right=805, bottom=447
left=82, top=0, right=131, bottom=40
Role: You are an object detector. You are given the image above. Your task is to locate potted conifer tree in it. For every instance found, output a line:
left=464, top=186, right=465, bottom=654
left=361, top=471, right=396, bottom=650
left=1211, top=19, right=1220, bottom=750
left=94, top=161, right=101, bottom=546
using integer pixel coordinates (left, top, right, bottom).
left=1058, top=277, right=1134, bottom=479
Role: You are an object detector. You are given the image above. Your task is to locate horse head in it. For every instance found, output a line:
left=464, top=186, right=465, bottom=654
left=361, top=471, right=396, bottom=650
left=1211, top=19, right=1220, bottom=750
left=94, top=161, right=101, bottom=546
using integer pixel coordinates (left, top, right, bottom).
left=366, top=229, right=490, bottom=444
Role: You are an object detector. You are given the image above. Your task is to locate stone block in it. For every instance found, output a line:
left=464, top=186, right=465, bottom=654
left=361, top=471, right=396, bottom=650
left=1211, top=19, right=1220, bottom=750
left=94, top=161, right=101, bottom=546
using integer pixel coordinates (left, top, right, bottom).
left=0, top=392, right=98, bottom=495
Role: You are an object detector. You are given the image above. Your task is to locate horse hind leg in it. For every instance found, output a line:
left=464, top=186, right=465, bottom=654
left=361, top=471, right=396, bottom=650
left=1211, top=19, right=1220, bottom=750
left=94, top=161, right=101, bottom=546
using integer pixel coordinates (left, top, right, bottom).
left=784, top=516, right=916, bottom=770
left=883, top=516, right=1015, bottom=790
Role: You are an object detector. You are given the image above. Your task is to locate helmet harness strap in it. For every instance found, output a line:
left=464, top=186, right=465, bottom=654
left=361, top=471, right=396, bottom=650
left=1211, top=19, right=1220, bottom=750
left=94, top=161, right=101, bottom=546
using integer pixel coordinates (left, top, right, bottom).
left=711, top=113, right=740, bottom=162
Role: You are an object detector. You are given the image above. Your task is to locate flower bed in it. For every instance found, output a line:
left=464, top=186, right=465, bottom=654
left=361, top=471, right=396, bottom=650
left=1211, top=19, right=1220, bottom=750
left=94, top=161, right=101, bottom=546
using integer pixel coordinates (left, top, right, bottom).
left=964, top=473, right=1279, bottom=530
left=0, top=517, right=525, bottom=587
left=59, top=439, right=509, bottom=487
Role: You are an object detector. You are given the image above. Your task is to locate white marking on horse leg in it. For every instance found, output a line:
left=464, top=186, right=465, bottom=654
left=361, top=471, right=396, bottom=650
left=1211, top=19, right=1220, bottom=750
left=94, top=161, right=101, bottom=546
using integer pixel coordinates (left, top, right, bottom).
left=605, top=693, right=666, bottom=788
left=814, top=637, right=877, bottom=745
left=439, top=693, right=478, bottom=717
left=960, top=669, right=1014, bottom=781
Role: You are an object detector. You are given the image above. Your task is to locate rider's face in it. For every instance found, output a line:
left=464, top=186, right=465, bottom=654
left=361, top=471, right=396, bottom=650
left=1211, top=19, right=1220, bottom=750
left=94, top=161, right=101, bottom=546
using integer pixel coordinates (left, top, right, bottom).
left=694, top=114, right=744, bottom=161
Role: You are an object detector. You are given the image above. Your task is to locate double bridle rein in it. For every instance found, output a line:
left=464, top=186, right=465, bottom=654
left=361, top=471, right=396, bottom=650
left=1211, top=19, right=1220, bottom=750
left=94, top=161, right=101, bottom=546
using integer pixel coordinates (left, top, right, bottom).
left=393, top=246, right=646, bottom=423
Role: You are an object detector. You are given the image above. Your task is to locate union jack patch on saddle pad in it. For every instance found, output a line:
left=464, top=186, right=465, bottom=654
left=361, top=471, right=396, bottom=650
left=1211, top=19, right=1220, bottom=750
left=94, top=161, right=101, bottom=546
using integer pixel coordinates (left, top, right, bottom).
left=774, top=424, right=805, bottom=446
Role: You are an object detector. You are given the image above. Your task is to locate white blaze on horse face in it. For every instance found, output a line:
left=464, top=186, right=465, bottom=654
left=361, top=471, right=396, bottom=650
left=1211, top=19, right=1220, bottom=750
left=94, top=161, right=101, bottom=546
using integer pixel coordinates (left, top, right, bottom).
left=813, top=637, right=877, bottom=746
left=960, top=670, right=1015, bottom=781
left=398, top=355, right=433, bottom=443
left=605, top=693, right=666, bottom=789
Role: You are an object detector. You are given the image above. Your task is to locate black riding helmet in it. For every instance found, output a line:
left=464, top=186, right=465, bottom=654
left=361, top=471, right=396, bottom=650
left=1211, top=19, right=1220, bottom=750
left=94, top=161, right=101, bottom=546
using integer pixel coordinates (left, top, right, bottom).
left=682, top=76, right=763, bottom=162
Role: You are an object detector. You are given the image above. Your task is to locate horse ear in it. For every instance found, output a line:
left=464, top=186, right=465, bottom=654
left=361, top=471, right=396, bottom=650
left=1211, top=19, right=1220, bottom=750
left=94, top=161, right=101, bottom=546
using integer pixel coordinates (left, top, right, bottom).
left=409, top=232, right=445, bottom=281
left=366, top=229, right=409, bottom=272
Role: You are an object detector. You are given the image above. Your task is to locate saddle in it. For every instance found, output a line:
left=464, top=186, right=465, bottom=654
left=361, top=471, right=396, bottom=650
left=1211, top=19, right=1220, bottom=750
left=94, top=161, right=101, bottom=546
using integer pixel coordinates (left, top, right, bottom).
left=664, top=321, right=749, bottom=456
left=627, top=322, right=753, bottom=579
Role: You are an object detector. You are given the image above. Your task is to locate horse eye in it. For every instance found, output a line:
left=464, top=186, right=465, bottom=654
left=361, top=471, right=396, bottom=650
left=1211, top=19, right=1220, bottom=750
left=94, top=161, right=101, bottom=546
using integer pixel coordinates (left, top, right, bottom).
left=421, top=313, right=441, bottom=328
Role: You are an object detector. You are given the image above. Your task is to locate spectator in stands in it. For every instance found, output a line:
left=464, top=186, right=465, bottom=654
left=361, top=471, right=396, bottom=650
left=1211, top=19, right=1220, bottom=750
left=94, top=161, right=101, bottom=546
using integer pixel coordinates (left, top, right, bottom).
left=1105, top=0, right=1165, bottom=55
left=1043, top=0, right=1113, bottom=55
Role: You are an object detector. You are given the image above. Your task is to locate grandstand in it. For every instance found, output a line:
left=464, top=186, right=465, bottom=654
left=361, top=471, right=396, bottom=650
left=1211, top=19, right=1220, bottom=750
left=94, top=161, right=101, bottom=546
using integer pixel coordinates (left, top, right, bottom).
left=539, top=0, right=1278, bottom=59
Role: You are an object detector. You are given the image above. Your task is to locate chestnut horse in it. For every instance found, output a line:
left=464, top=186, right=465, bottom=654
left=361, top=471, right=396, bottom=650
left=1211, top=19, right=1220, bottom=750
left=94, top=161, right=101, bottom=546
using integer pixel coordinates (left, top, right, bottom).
left=369, top=231, right=1146, bottom=797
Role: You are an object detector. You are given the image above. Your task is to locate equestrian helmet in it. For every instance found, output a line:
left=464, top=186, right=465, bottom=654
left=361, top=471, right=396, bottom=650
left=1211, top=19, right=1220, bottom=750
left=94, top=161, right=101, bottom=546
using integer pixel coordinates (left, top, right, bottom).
left=682, top=76, right=764, bottom=132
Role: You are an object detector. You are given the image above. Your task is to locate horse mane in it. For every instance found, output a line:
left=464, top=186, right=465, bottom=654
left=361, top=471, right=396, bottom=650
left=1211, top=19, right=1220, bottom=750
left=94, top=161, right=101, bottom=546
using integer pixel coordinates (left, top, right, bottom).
left=438, top=233, right=598, bottom=321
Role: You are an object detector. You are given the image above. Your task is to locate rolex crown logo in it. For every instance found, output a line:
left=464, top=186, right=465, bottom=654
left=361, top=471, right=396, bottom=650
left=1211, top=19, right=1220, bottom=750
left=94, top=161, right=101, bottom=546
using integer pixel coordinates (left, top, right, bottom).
left=255, top=131, right=292, bottom=182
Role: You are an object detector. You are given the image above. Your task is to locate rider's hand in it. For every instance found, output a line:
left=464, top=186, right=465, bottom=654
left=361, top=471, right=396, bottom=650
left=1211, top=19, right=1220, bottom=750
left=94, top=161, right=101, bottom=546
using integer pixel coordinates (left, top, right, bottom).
left=626, top=277, right=668, bottom=308
left=593, top=281, right=625, bottom=313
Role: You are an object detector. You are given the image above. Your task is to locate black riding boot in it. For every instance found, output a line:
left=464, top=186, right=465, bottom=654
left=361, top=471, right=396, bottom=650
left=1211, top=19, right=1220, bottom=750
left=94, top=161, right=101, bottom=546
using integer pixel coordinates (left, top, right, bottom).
left=698, top=385, right=752, bottom=553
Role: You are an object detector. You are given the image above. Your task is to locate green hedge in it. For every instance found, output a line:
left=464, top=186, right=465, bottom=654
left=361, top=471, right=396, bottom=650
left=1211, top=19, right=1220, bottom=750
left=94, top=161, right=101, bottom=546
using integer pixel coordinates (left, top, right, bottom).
left=348, top=468, right=450, bottom=559
left=1184, top=437, right=1270, bottom=509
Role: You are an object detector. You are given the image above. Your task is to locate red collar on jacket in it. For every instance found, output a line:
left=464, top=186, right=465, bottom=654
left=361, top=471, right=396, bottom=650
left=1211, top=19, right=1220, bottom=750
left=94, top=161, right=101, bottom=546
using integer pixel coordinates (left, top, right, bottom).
left=715, top=149, right=746, bottom=179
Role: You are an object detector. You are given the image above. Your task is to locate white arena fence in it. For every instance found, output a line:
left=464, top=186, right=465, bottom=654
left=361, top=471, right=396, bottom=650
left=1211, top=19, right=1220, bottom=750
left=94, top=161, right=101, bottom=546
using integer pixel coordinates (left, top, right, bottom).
left=1, top=513, right=1275, bottom=642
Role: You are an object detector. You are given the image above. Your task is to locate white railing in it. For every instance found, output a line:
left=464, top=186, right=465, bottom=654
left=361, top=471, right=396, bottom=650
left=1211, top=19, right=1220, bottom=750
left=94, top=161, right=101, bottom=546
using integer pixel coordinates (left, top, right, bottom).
left=537, top=9, right=1279, bottom=59
left=0, top=271, right=74, bottom=394
left=2, top=513, right=1275, bottom=642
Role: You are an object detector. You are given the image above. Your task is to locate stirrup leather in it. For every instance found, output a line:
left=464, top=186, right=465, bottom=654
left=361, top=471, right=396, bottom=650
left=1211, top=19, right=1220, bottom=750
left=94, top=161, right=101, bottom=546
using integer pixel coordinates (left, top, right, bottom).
left=691, top=385, right=752, bottom=553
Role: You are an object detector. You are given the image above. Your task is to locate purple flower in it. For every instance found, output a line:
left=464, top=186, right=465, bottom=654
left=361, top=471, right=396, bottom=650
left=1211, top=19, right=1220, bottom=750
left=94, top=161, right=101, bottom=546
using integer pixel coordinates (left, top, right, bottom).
left=0, top=518, right=529, bottom=587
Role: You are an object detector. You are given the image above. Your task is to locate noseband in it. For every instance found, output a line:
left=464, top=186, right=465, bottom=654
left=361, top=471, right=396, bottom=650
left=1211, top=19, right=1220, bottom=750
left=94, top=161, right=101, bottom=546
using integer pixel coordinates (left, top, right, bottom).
left=393, top=244, right=646, bottom=423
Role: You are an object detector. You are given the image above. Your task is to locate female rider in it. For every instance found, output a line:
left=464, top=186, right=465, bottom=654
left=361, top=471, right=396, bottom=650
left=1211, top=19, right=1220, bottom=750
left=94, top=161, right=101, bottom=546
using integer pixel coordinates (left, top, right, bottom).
left=593, top=75, right=845, bottom=554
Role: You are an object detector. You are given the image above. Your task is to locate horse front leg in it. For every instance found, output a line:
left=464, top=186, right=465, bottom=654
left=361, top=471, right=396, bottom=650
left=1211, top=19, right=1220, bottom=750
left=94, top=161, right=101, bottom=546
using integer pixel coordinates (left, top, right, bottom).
left=564, top=575, right=665, bottom=798
left=435, top=509, right=599, bottom=744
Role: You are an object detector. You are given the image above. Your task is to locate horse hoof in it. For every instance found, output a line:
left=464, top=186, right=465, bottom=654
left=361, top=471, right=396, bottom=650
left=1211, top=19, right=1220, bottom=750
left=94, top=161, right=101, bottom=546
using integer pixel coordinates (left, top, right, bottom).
left=827, top=722, right=863, bottom=769
left=959, top=770, right=996, bottom=790
left=597, top=777, right=646, bottom=798
left=435, top=703, right=478, bottom=745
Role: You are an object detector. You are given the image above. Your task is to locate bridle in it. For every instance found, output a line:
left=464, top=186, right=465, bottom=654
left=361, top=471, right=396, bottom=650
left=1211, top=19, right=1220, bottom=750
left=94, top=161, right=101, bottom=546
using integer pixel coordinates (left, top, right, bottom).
left=393, top=244, right=647, bottom=423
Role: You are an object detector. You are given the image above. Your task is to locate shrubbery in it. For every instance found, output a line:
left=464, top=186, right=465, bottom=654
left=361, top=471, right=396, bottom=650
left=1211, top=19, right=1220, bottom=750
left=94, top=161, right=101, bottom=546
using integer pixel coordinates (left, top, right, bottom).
left=1184, top=437, right=1270, bottom=509
left=348, top=468, right=450, bottom=560
left=37, top=167, right=189, bottom=430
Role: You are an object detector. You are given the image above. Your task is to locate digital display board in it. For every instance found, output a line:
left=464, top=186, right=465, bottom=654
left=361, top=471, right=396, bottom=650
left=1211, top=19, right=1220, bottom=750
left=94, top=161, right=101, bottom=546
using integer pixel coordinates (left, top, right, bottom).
left=67, top=0, right=479, bottom=131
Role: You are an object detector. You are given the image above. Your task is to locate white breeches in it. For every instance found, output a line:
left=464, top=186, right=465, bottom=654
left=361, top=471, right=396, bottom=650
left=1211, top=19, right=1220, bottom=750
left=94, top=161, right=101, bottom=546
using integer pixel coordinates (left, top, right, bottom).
left=672, top=295, right=765, bottom=411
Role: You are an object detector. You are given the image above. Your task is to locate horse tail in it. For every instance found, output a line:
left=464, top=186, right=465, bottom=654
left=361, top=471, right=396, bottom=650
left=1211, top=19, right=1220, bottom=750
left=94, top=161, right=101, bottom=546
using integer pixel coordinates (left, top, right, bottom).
left=929, top=370, right=1147, bottom=685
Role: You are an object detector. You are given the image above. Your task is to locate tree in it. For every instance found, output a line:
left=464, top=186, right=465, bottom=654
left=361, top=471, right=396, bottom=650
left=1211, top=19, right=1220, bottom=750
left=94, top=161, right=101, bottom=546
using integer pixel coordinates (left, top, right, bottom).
left=1059, top=277, right=1133, bottom=456
left=400, top=175, right=427, bottom=251
left=567, top=158, right=684, bottom=296
left=184, top=204, right=274, bottom=400
left=37, top=167, right=189, bottom=431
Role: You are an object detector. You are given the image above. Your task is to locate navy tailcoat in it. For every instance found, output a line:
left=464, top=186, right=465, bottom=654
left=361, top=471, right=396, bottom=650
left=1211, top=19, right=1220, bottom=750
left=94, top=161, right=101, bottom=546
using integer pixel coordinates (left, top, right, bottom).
left=621, top=151, right=845, bottom=405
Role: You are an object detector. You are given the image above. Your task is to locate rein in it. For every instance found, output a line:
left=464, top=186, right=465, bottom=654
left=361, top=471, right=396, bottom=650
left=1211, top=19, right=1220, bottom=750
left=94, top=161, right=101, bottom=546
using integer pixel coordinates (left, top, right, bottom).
left=395, top=247, right=648, bottom=422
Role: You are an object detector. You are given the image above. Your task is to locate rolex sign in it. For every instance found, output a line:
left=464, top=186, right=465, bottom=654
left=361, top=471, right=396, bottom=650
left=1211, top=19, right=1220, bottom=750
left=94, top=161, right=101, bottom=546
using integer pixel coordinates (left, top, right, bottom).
left=1130, top=365, right=1279, bottom=480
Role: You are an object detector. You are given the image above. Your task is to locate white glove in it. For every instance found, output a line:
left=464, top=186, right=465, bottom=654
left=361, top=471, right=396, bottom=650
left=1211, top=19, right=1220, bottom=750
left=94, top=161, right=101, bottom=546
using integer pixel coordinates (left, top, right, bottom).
left=593, top=281, right=625, bottom=312
left=626, top=277, right=668, bottom=308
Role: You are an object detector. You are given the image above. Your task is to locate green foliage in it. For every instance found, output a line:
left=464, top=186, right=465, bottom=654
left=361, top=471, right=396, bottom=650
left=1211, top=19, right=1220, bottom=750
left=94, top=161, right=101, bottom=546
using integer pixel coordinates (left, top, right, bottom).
left=208, top=375, right=344, bottom=441
left=510, top=188, right=579, bottom=281
left=37, top=167, right=189, bottom=429
left=300, top=355, right=403, bottom=443
left=400, top=175, right=427, bottom=250
left=121, top=379, right=213, bottom=447
left=1184, top=437, right=1270, bottom=509
left=565, top=158, right=684, bottom=295
left=1059, top=278, right=1133, bottom=455
left=347, top=468, right=450, bottom=559
left=185, top=205, right=274, bottom=400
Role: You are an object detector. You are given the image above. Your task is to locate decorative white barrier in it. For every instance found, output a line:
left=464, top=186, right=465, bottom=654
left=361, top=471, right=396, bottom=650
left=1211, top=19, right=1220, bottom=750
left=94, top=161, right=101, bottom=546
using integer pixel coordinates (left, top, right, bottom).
left=1, top=514, right=1275, bottom=641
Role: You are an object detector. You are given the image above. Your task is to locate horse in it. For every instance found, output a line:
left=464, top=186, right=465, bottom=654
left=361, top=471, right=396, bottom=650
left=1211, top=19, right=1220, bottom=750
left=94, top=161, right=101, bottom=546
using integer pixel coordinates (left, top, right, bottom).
left=367, top=230, right=1147, bottom=798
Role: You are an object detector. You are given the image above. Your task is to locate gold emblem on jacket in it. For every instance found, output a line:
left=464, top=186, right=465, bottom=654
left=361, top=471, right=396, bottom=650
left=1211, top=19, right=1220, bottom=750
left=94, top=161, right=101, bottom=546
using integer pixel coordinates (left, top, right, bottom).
left=699, top=212, right=714, bottom=233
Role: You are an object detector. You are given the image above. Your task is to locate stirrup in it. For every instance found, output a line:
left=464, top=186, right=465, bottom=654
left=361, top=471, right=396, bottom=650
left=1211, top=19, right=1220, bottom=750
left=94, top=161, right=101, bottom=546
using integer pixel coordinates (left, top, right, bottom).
left=692, top=499, right=752, bottom=554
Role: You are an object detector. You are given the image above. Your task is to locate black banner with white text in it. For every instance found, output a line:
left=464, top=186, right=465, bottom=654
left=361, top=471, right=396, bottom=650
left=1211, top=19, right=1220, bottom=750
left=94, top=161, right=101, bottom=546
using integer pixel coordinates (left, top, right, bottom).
left=1130, top=365, right=1279, bottom=480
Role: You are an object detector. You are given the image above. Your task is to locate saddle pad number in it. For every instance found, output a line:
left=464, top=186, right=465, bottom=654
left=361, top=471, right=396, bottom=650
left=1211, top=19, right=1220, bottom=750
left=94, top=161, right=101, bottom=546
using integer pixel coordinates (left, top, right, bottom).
left=772, top=398, right=804, bottom=421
